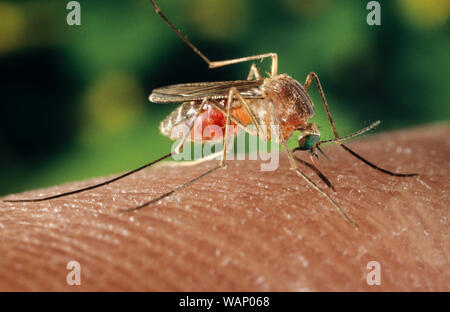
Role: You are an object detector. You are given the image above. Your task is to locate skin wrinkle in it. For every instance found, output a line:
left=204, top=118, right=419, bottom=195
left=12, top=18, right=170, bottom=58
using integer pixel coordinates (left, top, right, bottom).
left=137, top=216, right=243, bottom=290
left=135, top=201, right=253, bottom=290
left=0, top=123, right=449, bottom=291
left=169, top=206, right=286, bottom=289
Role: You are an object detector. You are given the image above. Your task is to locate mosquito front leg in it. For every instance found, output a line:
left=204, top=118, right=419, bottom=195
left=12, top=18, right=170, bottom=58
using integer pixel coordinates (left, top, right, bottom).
left=304, top=72, right=418, bottom=177
left=304, top=72, right=340, bottom=139
left=293, top=155, right=335, bottom=191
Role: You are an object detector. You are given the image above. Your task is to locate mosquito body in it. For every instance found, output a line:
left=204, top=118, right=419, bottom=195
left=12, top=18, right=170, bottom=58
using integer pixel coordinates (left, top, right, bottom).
left=4, top=0, right=418, bottom=229
left=156, top=74, right=313, bottom=143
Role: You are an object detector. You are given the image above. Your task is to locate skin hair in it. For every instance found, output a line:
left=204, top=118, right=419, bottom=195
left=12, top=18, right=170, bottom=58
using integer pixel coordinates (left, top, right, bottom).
left=0, top=124, right=448, bottom=291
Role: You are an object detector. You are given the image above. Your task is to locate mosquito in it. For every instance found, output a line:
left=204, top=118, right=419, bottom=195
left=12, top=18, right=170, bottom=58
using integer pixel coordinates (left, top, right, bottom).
left=4, top=0, right=418, bottom=229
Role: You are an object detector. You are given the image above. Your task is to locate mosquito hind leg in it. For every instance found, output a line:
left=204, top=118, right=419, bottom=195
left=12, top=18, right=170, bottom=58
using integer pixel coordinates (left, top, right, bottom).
left=149, top=1, right=277, bottom=75
left=122, top=165, right=221, bottom=212
left=210, top=53, right=278, bottom=76
left=247, top=63, right=262, bottom=80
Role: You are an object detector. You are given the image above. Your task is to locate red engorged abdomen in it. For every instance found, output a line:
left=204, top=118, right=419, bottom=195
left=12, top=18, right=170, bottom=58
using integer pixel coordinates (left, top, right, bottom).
left=188, top=107, right=250, bottom=142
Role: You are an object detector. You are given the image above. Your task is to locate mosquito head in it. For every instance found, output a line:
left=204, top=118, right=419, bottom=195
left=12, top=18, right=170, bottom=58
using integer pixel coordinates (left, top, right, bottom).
left=296, top=122, right=320, bottom=151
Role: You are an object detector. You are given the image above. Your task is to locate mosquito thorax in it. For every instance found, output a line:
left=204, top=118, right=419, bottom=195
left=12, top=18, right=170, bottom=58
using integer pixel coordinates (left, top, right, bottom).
left=263, top=74, right=315, bottom=138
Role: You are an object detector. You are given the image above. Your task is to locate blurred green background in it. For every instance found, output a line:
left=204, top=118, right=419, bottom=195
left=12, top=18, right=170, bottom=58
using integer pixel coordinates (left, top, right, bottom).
left=0, top=0, right=448, bottom=196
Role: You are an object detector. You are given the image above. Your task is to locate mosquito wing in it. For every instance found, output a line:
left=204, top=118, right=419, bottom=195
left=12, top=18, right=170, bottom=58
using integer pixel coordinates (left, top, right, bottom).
left=149, top=79, right=265, bottom=103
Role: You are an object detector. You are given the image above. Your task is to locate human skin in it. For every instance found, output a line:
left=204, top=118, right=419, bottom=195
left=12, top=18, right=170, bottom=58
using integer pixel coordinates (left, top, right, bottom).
left=0, top=123, right=448, bottom=291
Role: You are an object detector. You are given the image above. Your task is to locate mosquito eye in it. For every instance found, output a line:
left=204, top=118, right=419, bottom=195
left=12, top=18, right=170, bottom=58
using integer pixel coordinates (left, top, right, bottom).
left=297, top=134, right=320, bottom=150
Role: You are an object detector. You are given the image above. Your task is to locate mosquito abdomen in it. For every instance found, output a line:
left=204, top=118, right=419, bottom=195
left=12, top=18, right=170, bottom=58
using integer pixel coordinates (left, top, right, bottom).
left=159, top=100, right=250, bottom=143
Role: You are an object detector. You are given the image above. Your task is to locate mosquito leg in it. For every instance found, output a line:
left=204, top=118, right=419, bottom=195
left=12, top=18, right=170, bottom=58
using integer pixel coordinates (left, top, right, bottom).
left=304, top=72, right=340, bottom=138
left=122, top=94, right=265, bottom=212
left=209, top=93, right=262, bottom=139
left=173, top=97, right=209, bottom=153
left=209, top=100, right=258, bottom=144
left=247, top=63, right=262, bottom=80
left=123, top=95, right=265, bottom=211
left=121, top=106, right=335, bottom=214
left=230, top=88, right=261, bottom=136
left=221, top=89, right=235, bottom=167
left=293, top=155, right=335, bottom=191
left=268, top=100, right=359, bottom=229
left=221, top=87, right=264, bottom=166
left=4, top=98, right=211, bottom=203
left=166, top=151, right=223, bottom=167
left=123, top=94, right=262, bottom=212
left=149, top=1, right=277, bottom=76
left=305, top=72, right=418, bottom=177
left=210, top=53, right=278, bottom=77
left=122, top=165, right=221, bottom=212
left=209, top=100, right=258, bottom=137
left=3, top=153, right=172, bottom=203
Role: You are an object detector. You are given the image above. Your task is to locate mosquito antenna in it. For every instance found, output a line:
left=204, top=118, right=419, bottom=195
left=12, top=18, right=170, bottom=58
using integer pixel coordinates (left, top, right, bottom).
left=293, top=155, right=335, bottom=191
left=3, top=152, right=173, bottom=203
left=122, top=165, right=221, bottom=212
left=149, top=0, right=212, bottom=65
left=340, top=144, right=418, bottom=177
